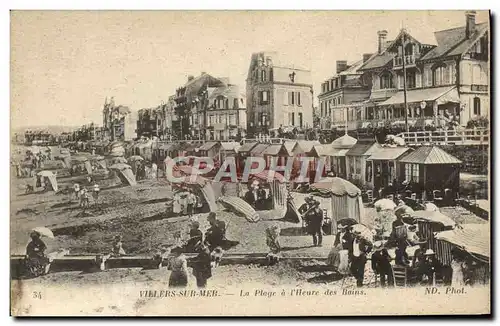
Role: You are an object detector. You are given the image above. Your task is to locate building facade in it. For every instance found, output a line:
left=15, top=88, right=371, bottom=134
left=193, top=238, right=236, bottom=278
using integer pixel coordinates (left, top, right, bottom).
left=102, top=97, right=137, bottom=141
left=335, top=11, right=489, bottom=132
left=136, top=106, right=165, bottom=139
left=318, top=59, right=372, bottom=130
left=173, top=73, right=247, bottom=141
left=246, top=52, right=314, bottom=136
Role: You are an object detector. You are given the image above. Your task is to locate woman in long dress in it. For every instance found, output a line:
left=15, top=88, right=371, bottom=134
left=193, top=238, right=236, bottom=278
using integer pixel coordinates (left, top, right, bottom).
left=167, top=250, right=189, bottom=288
left=25, top=231, right=49, bottom=277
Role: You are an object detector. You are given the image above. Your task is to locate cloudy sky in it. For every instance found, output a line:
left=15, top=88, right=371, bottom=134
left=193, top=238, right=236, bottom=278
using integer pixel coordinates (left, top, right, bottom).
left=10, top=10, right=489, bottom=128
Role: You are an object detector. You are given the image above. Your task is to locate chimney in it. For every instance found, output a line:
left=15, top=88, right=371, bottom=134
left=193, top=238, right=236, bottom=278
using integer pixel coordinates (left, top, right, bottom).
left=465, top=11, right=476, bottom=39
left=363, top=53, right=373, bottom=63
left=336, top=60, right=348, bottom=74
left=377, top=30, right=388, bottom=54
left=187, top=75, right=194, bottom=82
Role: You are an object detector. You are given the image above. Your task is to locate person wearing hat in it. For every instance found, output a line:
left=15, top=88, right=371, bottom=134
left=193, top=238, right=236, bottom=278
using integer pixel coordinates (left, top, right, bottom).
left=244, top=180, right=260, bottom=208
left=301, top=198, right=324, bottom=247
left=371, top=241, right=394, bottom=287
left=420, top=249, right=443, bottom=285
left=25, top=231, right=49, bottom=277
left=167, top=247, right=189, bottom=288
left=350, top=230, right=373, bottom=287
left=191, top=244, right=212, bottom=288
left=185, top=220, right=203, bottom=252
left=328, top=225, right=353, bottom=274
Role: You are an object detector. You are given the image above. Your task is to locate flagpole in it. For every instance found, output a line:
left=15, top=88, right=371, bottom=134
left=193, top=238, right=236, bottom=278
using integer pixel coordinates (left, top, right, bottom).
left=402, top=29, right=409, bottom=134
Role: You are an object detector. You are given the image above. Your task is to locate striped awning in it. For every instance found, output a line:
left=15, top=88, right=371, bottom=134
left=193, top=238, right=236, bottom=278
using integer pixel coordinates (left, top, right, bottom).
left=435, top=224, right=490, bottom=259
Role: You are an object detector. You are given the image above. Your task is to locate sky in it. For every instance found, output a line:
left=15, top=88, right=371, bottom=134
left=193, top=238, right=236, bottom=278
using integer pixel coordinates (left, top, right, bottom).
left=10, top=10, right=489, bottom=128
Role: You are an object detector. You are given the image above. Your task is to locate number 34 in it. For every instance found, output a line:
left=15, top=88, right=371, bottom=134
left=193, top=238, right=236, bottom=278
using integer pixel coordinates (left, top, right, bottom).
left=32, top=292, right=42, bottom=299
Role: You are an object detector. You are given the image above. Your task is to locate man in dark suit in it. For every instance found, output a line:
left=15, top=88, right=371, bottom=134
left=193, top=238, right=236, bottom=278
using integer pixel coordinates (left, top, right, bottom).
left=350, top=231, right=373, bottom=287
left=371, top=241, right=394, bottom=287
left=299, top=196, right=324, bottom=247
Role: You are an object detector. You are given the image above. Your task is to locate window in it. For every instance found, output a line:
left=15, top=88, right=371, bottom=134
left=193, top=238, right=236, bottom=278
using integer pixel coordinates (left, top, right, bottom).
left=380, top=72, right=393, bottom=89
left=233, top=98, right=238, bottom=109
left=298, top=113, right=303, bottom=127
left=405, top=164, right=420, bottom=182
left=229, top=114, right=236, bottom=126
left=406, top=71, right=416, bottom=89
left=398, top=75, right=404, bottom=90
left=289, top=92, right=295, bottom=105
left=297, top=92, right=301, bottom=106
left=291, top=112, right=295, bottom=126
left=259, top=91, right=269, bottom=104
left=474, top=97, right=481, bottom=115
left=355, top=157, right=362, bottom=175
left=261, top=70, right=266, bottom=82
left=472, top=65, right=484, bottom=85
left=432, top=64, right=447, bottom=86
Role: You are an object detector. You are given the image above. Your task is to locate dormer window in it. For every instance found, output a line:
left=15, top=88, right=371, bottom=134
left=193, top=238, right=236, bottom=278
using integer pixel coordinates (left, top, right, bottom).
left=261, top=70, right=267, bottom=82
left=380, top=71, right=394, bottom=89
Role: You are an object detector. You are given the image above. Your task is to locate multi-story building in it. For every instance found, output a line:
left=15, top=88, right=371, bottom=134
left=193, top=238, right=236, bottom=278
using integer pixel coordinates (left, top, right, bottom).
left=102, top=97, right=137, bottom=141
left=246, top=52, right=314, bottom=136
left=173, top=73, right=247, bottom=141
left=345, top=11, right=489, bottom=131
left=136, top=106, right=165, bottom=139
left=203, top=83, right=247, bottom=141
left=318, top=59, right=372, bottom=130
left=164, top=95, right=176, bottom=138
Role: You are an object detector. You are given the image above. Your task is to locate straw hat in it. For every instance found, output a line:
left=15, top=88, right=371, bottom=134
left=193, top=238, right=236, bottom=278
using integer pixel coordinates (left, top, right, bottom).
left=373, top=241, right=384, bottom=251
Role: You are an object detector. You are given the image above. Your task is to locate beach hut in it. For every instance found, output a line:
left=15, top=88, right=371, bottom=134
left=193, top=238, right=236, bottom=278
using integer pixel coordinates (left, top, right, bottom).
left=108, top=163, right=137, bottom=186
left=219, top=141, right=241, bottom=162
left=409, top=210, right=456, bottom=264
left=435, top=224, right=490, bottom=283
left=236, top=142, right=258, bottom=175
left=249, top=169, right=288, bottom=213
left=262, top=144, right=290, bottom=171
left=198, top=141, right=222, bottom=161
left=398, top=146, right=462, bottom=201
left=366, top=145, right=412, bottom=193
left=309, top=177, right=364, bottom=232
left=330, top=134, right=357, bottom=179
left=345, top=142, right=383, bottom=188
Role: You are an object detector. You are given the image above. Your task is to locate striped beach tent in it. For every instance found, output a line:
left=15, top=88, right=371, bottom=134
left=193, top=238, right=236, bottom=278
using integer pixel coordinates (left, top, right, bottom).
left=218, top=196, right=260, bottom=223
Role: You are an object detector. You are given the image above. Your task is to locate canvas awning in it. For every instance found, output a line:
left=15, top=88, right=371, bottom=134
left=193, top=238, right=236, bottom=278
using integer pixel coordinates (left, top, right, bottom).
left=380, top=86, right=459, bottom=106
left=435, top=224, right=489, bottom=259
left=367, top=146, right=411, bottom=161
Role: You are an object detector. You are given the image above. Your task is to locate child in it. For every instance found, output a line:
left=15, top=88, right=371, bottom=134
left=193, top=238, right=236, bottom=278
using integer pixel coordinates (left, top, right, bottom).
left=111, top=235, right=126, bottom=256
left=92, top=183, right=100, bottom=205
left=191, top=245, right=212, bottom=288
left=266, top=224, right=281, bottom=265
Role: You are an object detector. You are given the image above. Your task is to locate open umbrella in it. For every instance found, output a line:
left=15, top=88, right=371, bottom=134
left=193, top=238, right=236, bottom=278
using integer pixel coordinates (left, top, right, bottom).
left=351, top=224, right=374, bottom=244
left=338, top=218, right=358, bottom=227
left=395, top=205, right=415, bottom=218
left=374, top=198, right=397, bottom=211
left=128, top=155, right=144, bottom=162
left=32, top=227, right=54, bottom=239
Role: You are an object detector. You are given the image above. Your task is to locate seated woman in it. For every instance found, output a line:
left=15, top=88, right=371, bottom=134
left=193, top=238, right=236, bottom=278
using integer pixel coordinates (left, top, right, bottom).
left=25, top=231, right=50, bottom=277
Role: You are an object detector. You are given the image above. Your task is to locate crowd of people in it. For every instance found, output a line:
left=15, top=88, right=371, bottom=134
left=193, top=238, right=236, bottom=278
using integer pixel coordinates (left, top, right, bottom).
left=72, top=179, right=100, bottom=208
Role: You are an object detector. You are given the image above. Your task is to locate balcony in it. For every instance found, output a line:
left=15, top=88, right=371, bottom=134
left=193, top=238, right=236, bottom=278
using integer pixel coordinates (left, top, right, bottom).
left=471, top=85, right=488, bottom=92
left=393, top=54, right=417, bottom=68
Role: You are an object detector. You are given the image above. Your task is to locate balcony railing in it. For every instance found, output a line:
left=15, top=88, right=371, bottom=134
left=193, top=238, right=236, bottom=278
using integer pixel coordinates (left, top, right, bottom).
left=393, top=54, right=417, bottom=67
left=471, top=84, right=488, bottom=92
left=397, top=128, right=489, bottom=146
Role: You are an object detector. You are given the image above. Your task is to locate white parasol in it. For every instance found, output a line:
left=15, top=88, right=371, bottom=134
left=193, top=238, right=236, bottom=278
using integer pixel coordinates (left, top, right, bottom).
left=32, top=227, right=55, bottom=239
left=374, top=198, right=397, bottom=211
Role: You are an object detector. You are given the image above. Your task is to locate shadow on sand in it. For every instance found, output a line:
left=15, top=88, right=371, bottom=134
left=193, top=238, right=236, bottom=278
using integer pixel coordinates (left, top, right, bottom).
left=279, top=227, right=306, bottom=237
left=307, top=272, right=344, bottom=284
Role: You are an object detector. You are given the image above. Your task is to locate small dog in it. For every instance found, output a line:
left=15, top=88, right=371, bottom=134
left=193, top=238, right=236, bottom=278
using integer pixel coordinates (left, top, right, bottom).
left=210, top=247, right=224, bottom=268
left=25, top=184, right=34, bottom=194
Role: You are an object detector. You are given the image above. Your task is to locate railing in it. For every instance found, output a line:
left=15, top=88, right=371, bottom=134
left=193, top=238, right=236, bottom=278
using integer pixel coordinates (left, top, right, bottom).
left=393, top=54, right=417, bottom=67
left=241, top=137, right=285, bottom=144
left=397, top=128, right=489, bottom=146
left=471, top=84, right=488, bottom=92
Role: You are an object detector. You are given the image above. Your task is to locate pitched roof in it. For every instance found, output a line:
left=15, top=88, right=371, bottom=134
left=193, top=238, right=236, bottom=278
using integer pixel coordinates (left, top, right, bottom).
left=398, top=146, right=462, bottom=165
left=283, top=141, right=298, bottom=154
left=358, top=52, right=395, bottom=70
left=220, top=141, right=240, bottom=152
left=367, top=146, right=411, bottom=160
left=208, top=84, right=241, bottom=101
left=238, top=142, right=258, bottom=153
left=250, top=144, right=270, bottom=155
left=420, top=23, right=489, bottom=61
left=346, top=142, right=376, bottom=156
left=199, top=141, right=220, bottom=151
left=297, top=140, right=321, bottom=153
